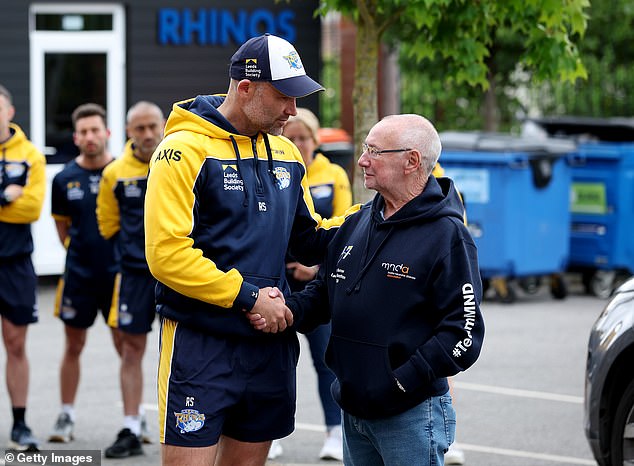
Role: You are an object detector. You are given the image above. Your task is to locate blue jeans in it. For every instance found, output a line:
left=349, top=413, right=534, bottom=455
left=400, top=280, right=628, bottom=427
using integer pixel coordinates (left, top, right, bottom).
left=305, top=322, right=341, bottom=427
left=342, top=391, right=455, bottom=466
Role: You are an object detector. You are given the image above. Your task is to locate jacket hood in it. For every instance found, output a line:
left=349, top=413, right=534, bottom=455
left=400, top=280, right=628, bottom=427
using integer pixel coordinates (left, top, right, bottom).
left=163, top=94, right=242, bottom=140
left=1, top=124, right=28, bottom=150
left=371, top=175, right=465, bottom=226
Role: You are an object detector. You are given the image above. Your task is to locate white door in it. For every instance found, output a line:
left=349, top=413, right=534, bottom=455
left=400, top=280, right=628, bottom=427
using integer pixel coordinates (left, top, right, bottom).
left=29, top=3, right=126, bottom=275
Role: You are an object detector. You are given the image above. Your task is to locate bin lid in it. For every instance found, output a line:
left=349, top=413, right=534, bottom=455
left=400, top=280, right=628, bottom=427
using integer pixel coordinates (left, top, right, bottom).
left=440, top=131, right=576, bottom=155
left=526, top=116, right=634, bottom=142
left=318, top=127, right=352, bottom=143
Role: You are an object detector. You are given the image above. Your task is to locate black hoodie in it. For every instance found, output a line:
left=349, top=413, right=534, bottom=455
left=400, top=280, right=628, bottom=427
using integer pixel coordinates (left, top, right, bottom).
left=287, top=176, right=485, bottom=419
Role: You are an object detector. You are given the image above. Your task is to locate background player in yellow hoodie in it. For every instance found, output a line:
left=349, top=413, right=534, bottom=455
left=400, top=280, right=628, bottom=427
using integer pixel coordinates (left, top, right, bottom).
left=0, top=84, right=46, bottom=451
left=97, top=101, right=165, bottom=458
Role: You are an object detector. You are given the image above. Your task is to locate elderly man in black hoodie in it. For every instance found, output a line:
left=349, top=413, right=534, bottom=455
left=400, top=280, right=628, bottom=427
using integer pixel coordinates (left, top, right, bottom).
left=251, top=113, right=485, bottom=466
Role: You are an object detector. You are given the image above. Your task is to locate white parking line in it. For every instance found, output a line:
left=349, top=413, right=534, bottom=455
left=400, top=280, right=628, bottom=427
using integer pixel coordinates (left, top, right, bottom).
left=293, top=424, right=596, bottom=465
left=459, top=443, right=596, bottom=465
left=454, top=381, right=584, bottom=404
left=299, top=424, right=596, bottom=465
left=140, top=395, right=593, bottom=465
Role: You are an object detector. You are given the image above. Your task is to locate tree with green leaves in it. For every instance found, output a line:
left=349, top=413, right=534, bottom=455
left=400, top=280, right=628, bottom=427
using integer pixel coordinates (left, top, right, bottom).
left=531, top=0, right=634, bottom=118
left=400, top=0, right=634, bottom=134
left=317, top=0, right=589, bottom=201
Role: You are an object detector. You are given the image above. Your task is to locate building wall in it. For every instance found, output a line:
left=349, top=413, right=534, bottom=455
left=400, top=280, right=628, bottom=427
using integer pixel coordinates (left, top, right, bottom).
left=0, top=3, right=34, bottom=132
left=0, top=0, right=322, bottom=136
left=126, top=0, right=322, bottom=116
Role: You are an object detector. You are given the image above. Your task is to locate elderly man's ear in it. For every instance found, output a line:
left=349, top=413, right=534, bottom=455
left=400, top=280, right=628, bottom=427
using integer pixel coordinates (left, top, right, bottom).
left=404, top=149, right=422, bottom=173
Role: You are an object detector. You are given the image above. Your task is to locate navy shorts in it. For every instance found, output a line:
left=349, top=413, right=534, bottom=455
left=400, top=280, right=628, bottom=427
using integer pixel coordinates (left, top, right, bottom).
left=108, top=268, right=157, bottom=334
left=158, top=318, right=299, bottom=447
left=0, top=255, right=38, bottom=325
left=55, top=268, right=115, bottom=329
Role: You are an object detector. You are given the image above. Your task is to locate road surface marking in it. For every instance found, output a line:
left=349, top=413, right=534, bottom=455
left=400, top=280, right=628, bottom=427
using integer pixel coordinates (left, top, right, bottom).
left=455, top=381, right=583, bottom=404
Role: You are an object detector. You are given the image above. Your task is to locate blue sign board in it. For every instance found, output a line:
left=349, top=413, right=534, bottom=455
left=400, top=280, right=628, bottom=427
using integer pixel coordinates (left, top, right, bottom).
left=158, top=8, right=296, bottom=45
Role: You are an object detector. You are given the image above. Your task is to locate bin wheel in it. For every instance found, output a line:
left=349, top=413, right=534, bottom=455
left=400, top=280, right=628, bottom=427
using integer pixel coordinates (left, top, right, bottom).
left=519, top=276, right=541, bottom=294
left=549, top=274, right=567, bottom=300
left=491, top=277, right=516, bottom=303
left=582, top=271, right=594, bottom=295
left=590, top=270, right=616, bottom=299
left=482, top=278, right=490, bottom=296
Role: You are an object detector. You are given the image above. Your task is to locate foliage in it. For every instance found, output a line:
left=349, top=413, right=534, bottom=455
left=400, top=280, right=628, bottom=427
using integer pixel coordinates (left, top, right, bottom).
left=317, top=0, right=589, bottom=202
left=399, top=0, right=634, bottom=133
left=529, top=0, right=634, bottom=117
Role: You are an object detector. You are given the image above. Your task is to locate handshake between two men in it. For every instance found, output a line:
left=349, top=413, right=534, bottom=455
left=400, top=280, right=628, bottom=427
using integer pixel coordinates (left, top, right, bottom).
left=245, top=287, right=292, bottom=333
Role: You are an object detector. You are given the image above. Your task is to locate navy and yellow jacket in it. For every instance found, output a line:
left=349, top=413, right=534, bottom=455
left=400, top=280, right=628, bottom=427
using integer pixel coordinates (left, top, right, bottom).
left=287, top=176, right=484, bottom=419
left=0, top=123, right=46, bottom=258
left=97, top=141, right=150, bottom=271
left=145, top=95, right=349, bottom=337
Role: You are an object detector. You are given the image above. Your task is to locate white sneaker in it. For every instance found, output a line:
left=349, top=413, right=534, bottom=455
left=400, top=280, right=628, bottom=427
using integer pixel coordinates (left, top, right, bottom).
left=139, top=414, right=153, bottom=444
left=319, top=425, right=343, bottom=461
left=445, top=443, right=465, bottom=465
left=268, top=439, right=283, bottom=460
left=48, top=412, right=74, bottom=443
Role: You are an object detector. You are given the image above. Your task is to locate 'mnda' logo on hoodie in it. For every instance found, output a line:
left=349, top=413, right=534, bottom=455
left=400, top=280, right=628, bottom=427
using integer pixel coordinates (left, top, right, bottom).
left=381, top=262, right=416, bottom=280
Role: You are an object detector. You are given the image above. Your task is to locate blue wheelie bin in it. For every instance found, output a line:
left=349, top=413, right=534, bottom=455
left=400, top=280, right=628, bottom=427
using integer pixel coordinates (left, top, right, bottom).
left=439, top=131, right=576, bottom=302
left=527, top=117, right=634, bottom=297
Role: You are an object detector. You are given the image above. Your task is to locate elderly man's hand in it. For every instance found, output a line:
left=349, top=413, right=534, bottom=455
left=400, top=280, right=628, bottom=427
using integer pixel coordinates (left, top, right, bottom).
left=245, top=287, right=292, bottom=333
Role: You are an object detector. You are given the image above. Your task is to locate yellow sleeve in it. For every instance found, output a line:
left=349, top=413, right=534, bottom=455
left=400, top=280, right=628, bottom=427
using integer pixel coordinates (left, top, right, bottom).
left=318, top=204, right=361, bottom=229
left=434, top=162, right=467, bottom=223
left=331, top=165, right=352, bottom=216
left=144, top=135, right=243, bottom=308
left=0, top=146, right=45, bottom=224
left=96, top=162, right=120, bottom=240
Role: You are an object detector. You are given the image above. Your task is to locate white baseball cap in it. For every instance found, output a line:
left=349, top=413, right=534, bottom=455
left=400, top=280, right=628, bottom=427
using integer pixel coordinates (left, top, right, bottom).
left=229, top=33, right=325, bottom=98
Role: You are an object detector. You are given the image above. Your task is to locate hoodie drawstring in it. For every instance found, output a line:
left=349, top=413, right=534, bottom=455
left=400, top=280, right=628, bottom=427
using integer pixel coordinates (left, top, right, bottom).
left=262, top=133, right=276, bottom=183
left=229, top=135, right=249, bottom=207
left=1, top=147, right=6, bottom=188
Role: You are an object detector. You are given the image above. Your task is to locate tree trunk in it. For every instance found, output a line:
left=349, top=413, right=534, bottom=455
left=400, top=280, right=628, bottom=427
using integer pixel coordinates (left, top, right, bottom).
left=482, top=53, right=498, bottom=132
left=352, top=19, right=380, bottom=203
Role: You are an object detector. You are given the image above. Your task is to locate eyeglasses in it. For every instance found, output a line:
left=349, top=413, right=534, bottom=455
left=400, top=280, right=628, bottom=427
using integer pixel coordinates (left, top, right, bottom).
left=362, top=143, right=411, bottom=158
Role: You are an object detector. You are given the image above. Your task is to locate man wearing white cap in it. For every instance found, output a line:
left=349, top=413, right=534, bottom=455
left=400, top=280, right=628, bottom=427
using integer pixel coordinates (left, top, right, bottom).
left=145, top=33, right=352, bottom=465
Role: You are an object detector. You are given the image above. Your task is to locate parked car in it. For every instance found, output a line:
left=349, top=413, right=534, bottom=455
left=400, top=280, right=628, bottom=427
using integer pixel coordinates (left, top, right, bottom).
left=584, top=276, right=634, bottom=465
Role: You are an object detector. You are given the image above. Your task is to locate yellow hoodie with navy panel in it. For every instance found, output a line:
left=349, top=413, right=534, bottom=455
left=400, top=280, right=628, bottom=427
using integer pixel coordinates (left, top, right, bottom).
left=0, top=123, right=46, bottom=258
left=305, top=152, right=351, bottom=218
left=96, top=140, right=150, bottom=271
left=145, top=95, right=351, bottom=337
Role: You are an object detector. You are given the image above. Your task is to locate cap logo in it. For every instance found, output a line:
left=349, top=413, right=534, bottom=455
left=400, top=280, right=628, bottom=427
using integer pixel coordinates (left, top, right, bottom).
left=244, top=58, right=262, bottom=79
left=282, top=51, right=303, bottom=71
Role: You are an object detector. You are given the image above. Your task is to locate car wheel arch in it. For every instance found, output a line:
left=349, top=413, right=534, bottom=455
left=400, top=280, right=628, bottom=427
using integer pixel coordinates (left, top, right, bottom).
left=599, top=344, right=634, bottom=463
